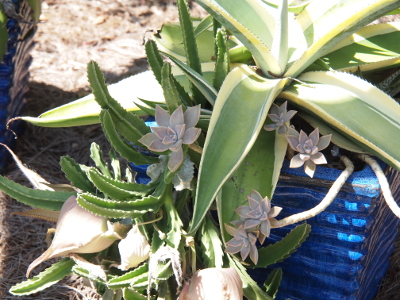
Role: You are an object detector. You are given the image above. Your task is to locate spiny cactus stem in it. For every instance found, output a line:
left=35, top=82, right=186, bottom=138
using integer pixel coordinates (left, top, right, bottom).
left=189, top=143, right=203, bottom=154
left=272, top=155, right=354, bottom=228
left=357, top=154, right=400, bottom=218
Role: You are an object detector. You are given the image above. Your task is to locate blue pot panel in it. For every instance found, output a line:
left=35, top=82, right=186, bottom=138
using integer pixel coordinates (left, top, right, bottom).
left=249, top=161, right=400, bottom=300
left=0, top=0, right=36, bottom=172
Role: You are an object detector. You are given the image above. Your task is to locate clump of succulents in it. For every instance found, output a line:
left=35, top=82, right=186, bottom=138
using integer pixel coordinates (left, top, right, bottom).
left=3, top=0, right=400, bottom=299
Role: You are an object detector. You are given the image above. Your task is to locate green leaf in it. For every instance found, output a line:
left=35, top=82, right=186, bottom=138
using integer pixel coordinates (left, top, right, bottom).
left=249, top=223, right=311, bottom=268
left=188, top=65, right=287, bottom=235
left=161, top=63, right=182, bottom=113
left=162, top=52, right=217, bottom=106
left=87, top=168, right=156, bottom=199
left=229, top=256, right=273, bottom=300
left=108, top=263, right=149, bottom=289
left=281, top=71, right=400, bottom=171
left=123, top=288, right=148, bottom=300
left=146, top=40, right=192, bottom=106
left=100, top=110, right=158, bottom=165
left=176, top=0, right=206, bottom=106
left=194, top=15, right=214, bottom=36
left=72, top=266, right=107, bottom=285
left=0, top=175, right=73, bottom=210
left=0, top=6, right=8, bottom=62
left=176, top=0, right=202, bottom=75
left=60, top=156, right=96, bottom=193
left=109, top=149, right=121, bottom=181
left=264, top=268, right=282, bottom=299
left=87, top=61, right=151, bottom=144
left=217, top=128, right=287, bottom=242
left=77, top=192, right=164, bottom=219
left=9, top=258, right=75, bottom=295
left=90, top=142, right=112, bottom=178
left=145, top=40, right=164, bottom=84
left=213, top=28, right=230, bottom=90
left=199, top=215, right=224, bottom=268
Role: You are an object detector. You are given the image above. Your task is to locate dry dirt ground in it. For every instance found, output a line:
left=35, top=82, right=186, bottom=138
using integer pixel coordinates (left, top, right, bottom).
left=0, top=0, right=399, bottom=299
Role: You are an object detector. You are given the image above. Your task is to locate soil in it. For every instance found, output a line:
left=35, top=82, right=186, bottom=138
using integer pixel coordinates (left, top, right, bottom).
left=0, top=1, right=399, bottom=299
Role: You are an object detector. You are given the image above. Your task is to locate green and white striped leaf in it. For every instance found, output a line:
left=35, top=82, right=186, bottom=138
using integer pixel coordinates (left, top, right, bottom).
left=9, top=258, right=75, bottom=295
left=19, top=71, right=165, bottom=127
left=297, top=111, right=367, bottom=153
left=217, top=127, right=287, bottom=242
left=287, top=0, right=400, bottom=77
left=322, top=22, right=400, bottom=73
left=280, top=71, right=400, bottom=170
left=196, top=0, right=281, bottom=76
left=188, top=65, right=287, bottom=235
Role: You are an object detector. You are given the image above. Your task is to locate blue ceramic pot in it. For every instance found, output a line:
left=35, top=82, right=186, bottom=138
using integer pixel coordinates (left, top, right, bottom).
left=131, top=119, right=400, bottom=300
left=0, top=0, right=37, bottom=172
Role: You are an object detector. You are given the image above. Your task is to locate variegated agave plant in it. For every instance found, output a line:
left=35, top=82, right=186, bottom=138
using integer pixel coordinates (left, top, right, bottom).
left=3, top=0, right=400, bottom=299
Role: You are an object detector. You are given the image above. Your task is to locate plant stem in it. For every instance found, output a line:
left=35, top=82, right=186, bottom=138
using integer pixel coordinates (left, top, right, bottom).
left=357, top=154, right=400, bottom=218
left=272, top=155, right=354, bottom=228
left=189, top=143, right=203, bottom=154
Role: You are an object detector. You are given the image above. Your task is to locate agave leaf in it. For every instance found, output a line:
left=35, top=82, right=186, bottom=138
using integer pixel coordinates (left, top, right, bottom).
left=109, top=149, right=121, bottom=181
left=154, top=21, right=214, bottom=63
left=271, top=0, right=289, bottom=72
left=297, top=111, right=367, bottom=153
left=196, top=0, right=281, bottom=76
left=248, top=223, right=311, bottom=268
left=217, top=128, right=287, bottom=242
left=0, top=175, right=74, bottom=210
left=262, top=0, right=311, bottom=14
left=287, top=0, right=400, bottom=77
left=188, top=65, right=287, bottom=235
left=322, top=22, right=400, bottom=73
left=9, top=258, right=75, bottom=295
left=281, top=71, right=400, bottom=171
left=18, top=71, right=165, bottom=127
